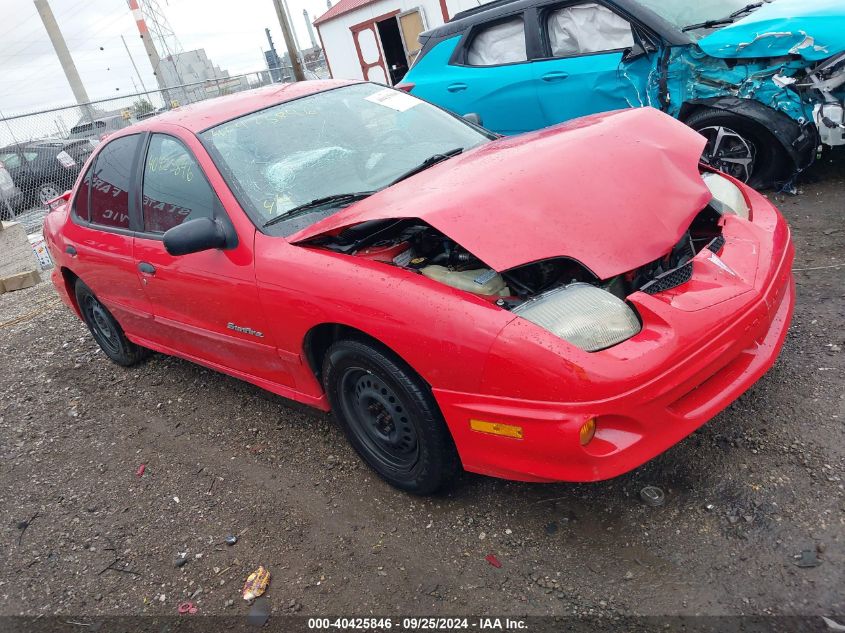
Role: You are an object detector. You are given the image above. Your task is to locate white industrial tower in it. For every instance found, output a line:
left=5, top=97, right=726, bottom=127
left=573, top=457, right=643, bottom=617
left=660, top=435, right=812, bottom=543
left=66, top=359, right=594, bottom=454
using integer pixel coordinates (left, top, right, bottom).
left=304, top=9, right=319, bottom=50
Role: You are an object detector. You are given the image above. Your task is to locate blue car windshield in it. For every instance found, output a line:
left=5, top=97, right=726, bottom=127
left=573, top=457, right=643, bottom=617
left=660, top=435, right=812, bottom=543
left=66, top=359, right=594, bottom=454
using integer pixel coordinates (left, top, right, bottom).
left=637, top=0, right=770, bottom=38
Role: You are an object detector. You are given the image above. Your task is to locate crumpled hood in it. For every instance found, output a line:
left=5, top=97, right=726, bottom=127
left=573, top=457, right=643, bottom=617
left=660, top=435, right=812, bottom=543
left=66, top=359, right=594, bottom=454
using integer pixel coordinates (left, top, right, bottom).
left=698, top=0, right=845, bottom=61
left=289, top=108, right=711, bottom=280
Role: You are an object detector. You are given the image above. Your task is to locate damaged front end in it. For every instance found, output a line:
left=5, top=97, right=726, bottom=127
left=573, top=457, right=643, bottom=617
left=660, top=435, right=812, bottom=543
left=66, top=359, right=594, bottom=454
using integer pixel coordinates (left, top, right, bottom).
left=300, top=167, right=749, bottom=354
left=654, top=10, right=845, bottom=178
left=665, top=47, right=845, bottom=147
left=801, top=52, right=845, bottom=147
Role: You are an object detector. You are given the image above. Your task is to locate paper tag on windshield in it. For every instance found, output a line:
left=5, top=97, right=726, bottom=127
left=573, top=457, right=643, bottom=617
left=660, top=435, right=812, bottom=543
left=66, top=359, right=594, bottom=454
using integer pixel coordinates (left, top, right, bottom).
left=365, top=89, right=419, bottom=112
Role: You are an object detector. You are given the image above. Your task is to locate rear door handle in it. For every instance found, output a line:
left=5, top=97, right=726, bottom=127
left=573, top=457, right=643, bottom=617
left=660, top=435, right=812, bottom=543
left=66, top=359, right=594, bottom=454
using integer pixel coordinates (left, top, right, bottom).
left=541, top=71, right=569, bottom=82
left=138, top=262, right=156, bottom=275
left=447, top=82, right=468, bottom=93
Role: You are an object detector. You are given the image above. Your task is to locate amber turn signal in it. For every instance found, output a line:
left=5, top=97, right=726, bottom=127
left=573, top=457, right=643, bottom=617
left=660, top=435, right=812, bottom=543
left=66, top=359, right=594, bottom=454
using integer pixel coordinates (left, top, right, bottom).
left=580, top=418, right=596, bottom=445
left=470, top=419, right=524, bottom=439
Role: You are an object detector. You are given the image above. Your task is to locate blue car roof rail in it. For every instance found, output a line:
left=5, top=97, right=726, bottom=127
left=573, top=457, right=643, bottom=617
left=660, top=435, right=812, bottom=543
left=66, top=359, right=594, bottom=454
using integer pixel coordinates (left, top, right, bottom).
left=424, top=0, right=690, bottom=48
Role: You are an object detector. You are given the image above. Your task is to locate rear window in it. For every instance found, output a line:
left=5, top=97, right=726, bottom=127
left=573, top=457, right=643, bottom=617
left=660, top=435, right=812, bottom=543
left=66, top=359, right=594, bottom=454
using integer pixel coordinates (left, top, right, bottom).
left=74, top=164, right=93, bottom=221
left=89, top=135, right=140, bottom=229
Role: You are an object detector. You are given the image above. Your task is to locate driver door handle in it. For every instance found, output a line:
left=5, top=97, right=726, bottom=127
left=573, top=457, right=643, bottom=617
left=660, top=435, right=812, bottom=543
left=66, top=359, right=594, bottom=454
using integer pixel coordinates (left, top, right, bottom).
left=447, top=82, right=468, bottom=93
left=138, top=262, right=156, bottom=275
left=541, top=71, right=569, bottom=82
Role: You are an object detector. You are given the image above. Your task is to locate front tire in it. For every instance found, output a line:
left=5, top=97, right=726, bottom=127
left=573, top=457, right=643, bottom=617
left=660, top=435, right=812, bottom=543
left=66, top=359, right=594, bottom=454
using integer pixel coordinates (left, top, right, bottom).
left=322, top=338, right=460, bottom=495
left=75, top=280, right=150, bottom=367
left=686, top=108, right=791, bottom=189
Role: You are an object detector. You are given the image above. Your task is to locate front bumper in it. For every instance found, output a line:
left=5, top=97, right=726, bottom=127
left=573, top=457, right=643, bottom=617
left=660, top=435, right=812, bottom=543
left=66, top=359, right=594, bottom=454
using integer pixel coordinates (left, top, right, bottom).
left=434, top=192, right=795, bottom=483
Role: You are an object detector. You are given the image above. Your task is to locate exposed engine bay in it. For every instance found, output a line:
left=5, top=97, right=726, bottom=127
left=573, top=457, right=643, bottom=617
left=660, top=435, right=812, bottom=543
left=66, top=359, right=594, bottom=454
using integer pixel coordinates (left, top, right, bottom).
left=799, top=52, right=845, bottom=147
left=308, top=204, right=724, bottom=307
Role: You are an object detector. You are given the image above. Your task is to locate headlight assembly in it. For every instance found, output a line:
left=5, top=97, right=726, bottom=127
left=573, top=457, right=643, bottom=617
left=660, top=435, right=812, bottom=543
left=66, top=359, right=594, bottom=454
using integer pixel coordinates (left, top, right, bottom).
left=513, top=283, right=641, bottom=352
left=702, top=172, right=750, bottom=219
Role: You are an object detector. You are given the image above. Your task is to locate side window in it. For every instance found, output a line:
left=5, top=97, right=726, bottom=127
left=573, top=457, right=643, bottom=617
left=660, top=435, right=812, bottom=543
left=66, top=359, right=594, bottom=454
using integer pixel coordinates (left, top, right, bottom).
left=90, top=134, right=139, bottom=229
left=546, top=3, right=634, bottom=57
left=466, top=17, right=527, bottom=66
left=74, top=164, right=93, bottom=221
left=142, top=134, right=216, bottom=234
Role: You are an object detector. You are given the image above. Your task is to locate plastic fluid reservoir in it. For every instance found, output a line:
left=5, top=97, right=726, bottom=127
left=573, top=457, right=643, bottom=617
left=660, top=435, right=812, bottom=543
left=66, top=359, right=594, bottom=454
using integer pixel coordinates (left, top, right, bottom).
left=420, top=265, right=509, bottom=296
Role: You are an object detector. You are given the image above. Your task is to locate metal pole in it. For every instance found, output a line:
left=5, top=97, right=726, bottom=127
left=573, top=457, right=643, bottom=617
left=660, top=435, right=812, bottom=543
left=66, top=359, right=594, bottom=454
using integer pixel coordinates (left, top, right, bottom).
left=121, top=34, right=149, bottom=93
left=270, top=0, right=306, bottom=81
left=33, top=0, right=94, bottom=120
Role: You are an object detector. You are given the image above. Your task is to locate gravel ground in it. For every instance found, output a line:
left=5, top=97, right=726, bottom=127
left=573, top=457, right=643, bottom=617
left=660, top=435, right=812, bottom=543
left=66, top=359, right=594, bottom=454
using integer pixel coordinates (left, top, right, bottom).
left=0, top=153, right=843, bottom=622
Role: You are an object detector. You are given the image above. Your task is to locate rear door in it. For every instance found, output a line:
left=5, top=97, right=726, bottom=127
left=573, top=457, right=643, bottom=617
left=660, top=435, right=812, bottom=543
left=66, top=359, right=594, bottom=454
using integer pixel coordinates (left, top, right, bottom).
left=418, top=13, right=546, bottom=134
left=531, top=1, right=653, bottom=125
left=132, top=130, right=292, bottom=385
left=61, top=133, right=154, bottom=335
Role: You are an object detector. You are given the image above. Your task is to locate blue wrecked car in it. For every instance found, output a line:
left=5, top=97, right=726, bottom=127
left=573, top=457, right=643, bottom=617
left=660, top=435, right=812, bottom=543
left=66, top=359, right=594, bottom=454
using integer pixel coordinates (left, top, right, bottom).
left=399, top=0, right=845, bottom=187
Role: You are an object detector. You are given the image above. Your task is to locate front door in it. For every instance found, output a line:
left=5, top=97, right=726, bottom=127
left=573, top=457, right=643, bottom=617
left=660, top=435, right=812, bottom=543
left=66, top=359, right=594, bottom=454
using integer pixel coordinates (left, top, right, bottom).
left=532, top=2, right=654, bottom=125
left=132, top=131, right=293, bottom=387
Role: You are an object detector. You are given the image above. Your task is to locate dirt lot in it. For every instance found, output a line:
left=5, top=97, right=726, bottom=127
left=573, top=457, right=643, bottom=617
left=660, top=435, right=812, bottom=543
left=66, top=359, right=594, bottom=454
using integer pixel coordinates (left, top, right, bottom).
left=1, top=153, right=843, bottom=623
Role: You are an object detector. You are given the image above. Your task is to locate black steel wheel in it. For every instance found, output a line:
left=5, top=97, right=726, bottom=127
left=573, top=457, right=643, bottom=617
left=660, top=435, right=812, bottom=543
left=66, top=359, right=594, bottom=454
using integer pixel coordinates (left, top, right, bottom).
left=686, top=108, right=791, bottom=189
left=322, top=338, right=460, bottom=494
left=75, top=280, right=150, bottom=367
left=339, top=369, right=420, bottom=474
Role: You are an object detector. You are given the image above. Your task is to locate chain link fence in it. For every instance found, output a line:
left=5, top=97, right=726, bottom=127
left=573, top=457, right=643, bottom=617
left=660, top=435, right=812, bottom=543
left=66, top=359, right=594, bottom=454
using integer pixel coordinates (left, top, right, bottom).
left=1, top=64, right=326, bottom=233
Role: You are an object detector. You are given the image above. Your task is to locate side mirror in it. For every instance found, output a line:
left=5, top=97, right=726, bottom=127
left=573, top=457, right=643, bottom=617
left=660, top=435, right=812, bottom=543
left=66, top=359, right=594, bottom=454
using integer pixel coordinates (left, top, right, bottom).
left=462, top=112, right=483, bottom=127
left=163, top=217, right=227, bottom=256
left=622, top=42, right=648, bottom=62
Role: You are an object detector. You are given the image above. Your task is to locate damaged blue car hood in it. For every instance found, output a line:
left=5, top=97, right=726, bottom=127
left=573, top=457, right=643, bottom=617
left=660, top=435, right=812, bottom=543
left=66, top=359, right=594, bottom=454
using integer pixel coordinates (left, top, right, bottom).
left=698, top=0, right=845, bottom=61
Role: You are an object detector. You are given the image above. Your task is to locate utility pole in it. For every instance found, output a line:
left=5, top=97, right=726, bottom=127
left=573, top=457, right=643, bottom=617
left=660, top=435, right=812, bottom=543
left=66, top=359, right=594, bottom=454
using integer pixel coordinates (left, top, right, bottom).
left=270, top=0, right=305, bottom=81
left=33, top=0, right=94, bottom=120
left=121, top=34, right=149, bottom=93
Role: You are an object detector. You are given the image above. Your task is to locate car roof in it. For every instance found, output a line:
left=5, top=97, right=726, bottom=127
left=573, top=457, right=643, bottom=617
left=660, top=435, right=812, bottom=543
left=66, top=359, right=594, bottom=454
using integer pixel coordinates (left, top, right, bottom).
left=143, top=79, right=361, bottom=133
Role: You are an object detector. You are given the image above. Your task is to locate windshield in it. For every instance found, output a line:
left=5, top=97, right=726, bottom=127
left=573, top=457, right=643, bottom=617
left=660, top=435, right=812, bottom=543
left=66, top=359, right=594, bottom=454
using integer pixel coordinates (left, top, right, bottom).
left=200, top=83, right=491, bottom=234
left=637, top=0, right=770, bottom=38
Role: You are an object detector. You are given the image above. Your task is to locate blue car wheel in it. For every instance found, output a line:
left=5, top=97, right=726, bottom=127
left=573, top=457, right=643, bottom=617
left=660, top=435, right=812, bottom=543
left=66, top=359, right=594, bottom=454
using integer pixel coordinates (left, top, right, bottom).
left=686, top=108, right=790, bottom=189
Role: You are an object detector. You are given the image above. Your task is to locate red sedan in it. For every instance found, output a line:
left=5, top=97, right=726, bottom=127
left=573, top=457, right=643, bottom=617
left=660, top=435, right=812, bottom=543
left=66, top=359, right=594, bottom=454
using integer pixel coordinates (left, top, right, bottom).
left=43, top=80, right=794, bottom=494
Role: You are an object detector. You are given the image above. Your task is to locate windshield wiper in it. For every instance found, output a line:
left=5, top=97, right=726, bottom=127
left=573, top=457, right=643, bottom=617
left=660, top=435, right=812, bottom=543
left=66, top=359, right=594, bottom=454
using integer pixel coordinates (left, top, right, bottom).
left=388, top=148, right=464, bottom=186
left=263, top=191, right=374, bottom=228
left=681, top=2, right=763, bottom=32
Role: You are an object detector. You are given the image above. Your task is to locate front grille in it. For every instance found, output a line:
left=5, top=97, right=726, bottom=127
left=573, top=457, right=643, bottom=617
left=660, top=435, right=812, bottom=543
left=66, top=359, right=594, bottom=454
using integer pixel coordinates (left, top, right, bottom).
left=640, top=261, right=693, bottom=295
left=707, top=235, right=726, bottom=254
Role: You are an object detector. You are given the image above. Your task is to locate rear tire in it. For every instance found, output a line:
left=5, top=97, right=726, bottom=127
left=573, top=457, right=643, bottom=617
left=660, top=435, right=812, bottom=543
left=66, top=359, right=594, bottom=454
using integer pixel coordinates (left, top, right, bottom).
left=322, top=338, right=460, bottom=495
left=686, top=108, right=791, bottom=189
left=74, top=280, right=150, bottom=367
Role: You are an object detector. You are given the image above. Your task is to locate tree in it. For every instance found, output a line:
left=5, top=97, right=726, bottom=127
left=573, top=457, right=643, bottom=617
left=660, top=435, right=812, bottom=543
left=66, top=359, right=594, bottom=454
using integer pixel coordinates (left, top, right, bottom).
left=133, top=98, right=155, bottom=117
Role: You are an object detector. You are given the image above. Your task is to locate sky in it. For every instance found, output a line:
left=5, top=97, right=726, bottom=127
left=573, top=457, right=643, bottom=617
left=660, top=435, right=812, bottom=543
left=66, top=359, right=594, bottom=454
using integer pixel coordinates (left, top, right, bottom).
left=0, top=0, right=332, bottom=116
